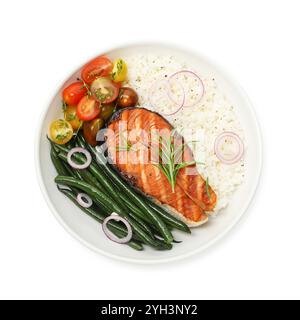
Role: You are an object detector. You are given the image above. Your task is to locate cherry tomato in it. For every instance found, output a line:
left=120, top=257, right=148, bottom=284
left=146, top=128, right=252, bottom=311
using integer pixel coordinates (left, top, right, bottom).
left=77, top=96, right=101, bottom=121
left=49, top=119, right=73, bottom=145
left=81, top=56, right=113, bottom=85
left=91, top=77, right=119, bottom=104
left=101, top=104, right=115, bottom=121
left=64, top=105, right=82, bottom=130
left=118, top=87, right=138, bottom=108
left=83, top=118, right=105, bottom=146
left=111, top=59, right=127, bottom=82
left=62, top=81, right=87, bottom=105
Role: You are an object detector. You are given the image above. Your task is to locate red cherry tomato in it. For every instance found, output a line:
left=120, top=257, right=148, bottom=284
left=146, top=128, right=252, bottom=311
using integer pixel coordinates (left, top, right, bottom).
left=62, top=81, right=87, bottom=105
left=77, top=96, right=101, bottom=121
left=81, top=56, right=113, bottom=85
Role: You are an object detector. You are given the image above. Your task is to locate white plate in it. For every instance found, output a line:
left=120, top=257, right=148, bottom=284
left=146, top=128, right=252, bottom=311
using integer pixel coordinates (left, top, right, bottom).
left=35, top=43, right=262, bottom=264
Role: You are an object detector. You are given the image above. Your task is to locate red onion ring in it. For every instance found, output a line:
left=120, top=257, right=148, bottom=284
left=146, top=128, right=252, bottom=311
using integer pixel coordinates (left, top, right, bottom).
left=76, top=193, right=93, bottom=208
left=214, top=132, right=244, bottom=164
left=102, top=213, right=133, bottom=244
left=168, top=70, right=204, bottom=107
left=67, top=147, right=92, bottom=170
left=148, top=79, right=185, bottom=116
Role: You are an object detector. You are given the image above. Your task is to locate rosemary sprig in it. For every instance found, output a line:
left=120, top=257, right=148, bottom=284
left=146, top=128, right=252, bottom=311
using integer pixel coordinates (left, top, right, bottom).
left=154, top=132, right=198, bottom=193
left=205, top=177, right=212, bottom=200
left=116, top=142, right=132, bottom=152
left=116, top=132, right=135, bottom=152
left=114, top=129, right=205, bottom=193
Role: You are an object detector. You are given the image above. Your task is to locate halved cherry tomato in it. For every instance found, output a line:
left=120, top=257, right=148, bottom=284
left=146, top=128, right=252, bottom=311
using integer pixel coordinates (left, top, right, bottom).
left=49, top=119, right=73, bottom=145
left=91, top=77, right=119, bottom=104
left=62, top=81, right=87, bottom=105
left=111, top=59, right=127, bottom=82
left=64, top=105, right=82, bottom=130
left=77, top=96, right=101, bottom=121
left=81, top=56, right=113, bottom=85
left=83, top=118, right=105, bottom=146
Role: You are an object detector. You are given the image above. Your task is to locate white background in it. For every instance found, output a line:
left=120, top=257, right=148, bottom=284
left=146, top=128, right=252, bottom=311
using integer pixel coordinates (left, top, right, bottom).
left=0, top=0, right=299, bottom=300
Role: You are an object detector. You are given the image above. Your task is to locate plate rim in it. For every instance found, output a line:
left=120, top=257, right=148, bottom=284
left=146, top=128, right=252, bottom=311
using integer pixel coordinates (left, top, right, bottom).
left=34, top=41, right=263, bottom=264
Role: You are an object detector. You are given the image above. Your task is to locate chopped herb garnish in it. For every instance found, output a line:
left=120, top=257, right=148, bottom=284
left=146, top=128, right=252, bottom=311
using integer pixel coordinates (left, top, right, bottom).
left=117, top=60, right=123, bottom=73
left=111, top=72, right=116, bottom=80
left=62, top=101, right=68, bottom=112
left=66, top=113, right=76, bottom=121
left=111, top=59, right=123, bottom=80
left=95, top=90, right=108, bottom=102
left=78, top=78, right=92, bottom=96
left=56, top=133, right=68, bottom=141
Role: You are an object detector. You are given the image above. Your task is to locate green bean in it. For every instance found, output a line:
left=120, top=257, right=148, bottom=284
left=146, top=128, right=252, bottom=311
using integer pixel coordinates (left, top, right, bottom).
left=145, top=199, right=191, bottom=233
left=127, top=212, right=156, bottom=241
left=120, top=193, right=153, bottom=224
left=58, top=187, right=143, bottom=251
left=57, top=154, right=157, bottom=242
left=49, top=139, right=78, bottom=178
left=50, top=147, right=68, bottom=176
left=59, top=187, right=146, bottom=244
left=54, top=176, right=162, bottom=249
left=57, top=152, right=103, bottom=190
left=54, top=144, right=119, bottom=196
left=108, top=228, right=144, bottom=251
left=64, top=161, right=82, bottom=180
left=57, top=174, right=112, bottom=213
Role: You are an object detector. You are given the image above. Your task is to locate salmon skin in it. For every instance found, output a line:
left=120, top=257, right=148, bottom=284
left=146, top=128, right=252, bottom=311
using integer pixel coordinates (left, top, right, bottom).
left=105, top=107, right=217, bottom=223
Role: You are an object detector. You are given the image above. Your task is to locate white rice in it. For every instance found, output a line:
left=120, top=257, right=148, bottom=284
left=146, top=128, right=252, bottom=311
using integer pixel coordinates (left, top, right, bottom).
left=122, top=53, right=245, bottom=214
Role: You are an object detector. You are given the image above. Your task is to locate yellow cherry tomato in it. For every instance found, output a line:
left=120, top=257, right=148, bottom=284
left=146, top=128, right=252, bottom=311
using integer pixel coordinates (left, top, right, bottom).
left=49, top=119, right=73, bottom=145
left=64, top=105, right=82, bottom=130
left=111, top=59, right=127, bottom=82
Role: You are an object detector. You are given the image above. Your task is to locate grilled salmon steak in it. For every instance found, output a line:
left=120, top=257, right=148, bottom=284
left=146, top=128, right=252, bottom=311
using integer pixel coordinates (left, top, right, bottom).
left=105, top=108, right=217, bottom=224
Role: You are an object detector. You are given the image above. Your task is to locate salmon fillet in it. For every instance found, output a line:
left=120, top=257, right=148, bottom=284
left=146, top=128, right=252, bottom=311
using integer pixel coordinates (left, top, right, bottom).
left=177, top=144, right=217, bottom=212
left=105, top=108, right=217, bottom=223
